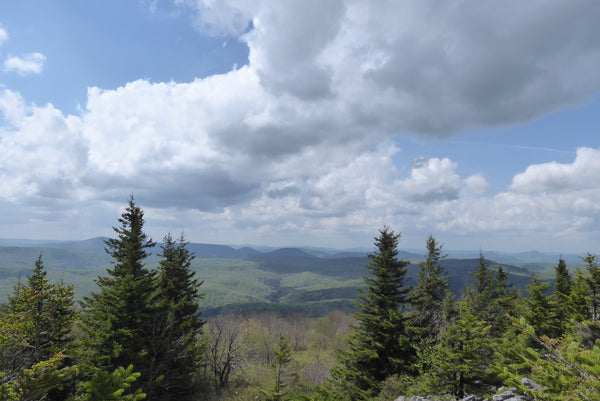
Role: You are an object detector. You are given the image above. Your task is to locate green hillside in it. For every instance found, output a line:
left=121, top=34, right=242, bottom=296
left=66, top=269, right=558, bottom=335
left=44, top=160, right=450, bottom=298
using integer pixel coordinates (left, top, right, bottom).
left=0, top=240, right=566, bottom=317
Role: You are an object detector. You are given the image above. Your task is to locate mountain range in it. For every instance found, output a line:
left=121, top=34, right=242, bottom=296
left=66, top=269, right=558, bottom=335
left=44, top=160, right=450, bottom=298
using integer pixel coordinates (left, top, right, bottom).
left=0, top=237, right=583, bottom=316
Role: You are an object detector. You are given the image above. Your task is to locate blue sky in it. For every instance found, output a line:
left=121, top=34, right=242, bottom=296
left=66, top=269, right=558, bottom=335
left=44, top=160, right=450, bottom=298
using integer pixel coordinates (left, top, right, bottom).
left=1, top=0, right=600, bottom=253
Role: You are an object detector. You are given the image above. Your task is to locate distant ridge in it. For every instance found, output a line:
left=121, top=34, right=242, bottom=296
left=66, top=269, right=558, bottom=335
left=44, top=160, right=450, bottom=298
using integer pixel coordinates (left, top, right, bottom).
left=265, top=248, right=318, bottom=258
left=0, top=237, right=561, bottom=314
left=185, top=243, right=259, bottom=259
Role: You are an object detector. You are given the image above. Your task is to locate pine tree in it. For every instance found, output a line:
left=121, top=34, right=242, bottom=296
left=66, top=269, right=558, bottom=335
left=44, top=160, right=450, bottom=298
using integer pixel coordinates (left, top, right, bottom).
left=335, top=227, right=413, bottom=399
left=554, top=258, right=572, bottom=297
left=489, top=265, right=518, bottom=337
left=411, top=235, right=449, bottom=340
left=151, top=232, right=204, bottom=400
left=0, top=255, right=76, bottom=400
left=571, top=269, right=591, bottom=322
left=80, top=365, right=146, bottom=401
left=262, top=334, right=294, bottom=401
left=431, top=305, right=498, bottom=398
left=80, top=196, right=157, bottom=395
left=466, top=252, right=495, bottom=320
left=524, top=275, right=561, bottom=339
left=9, top=255, right=75, bottom=366
left=583, top=253, right=600, bottom=321
left=551, top=258, right=573, bottom=337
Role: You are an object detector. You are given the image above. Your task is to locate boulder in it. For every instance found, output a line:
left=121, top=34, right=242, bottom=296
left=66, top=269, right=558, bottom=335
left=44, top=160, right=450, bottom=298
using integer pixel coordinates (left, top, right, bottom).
left=459, top=395, right=483, bottom=401
left=493, top=389, right=526, bottom=401
left=520, top=378, right=542, bottom=392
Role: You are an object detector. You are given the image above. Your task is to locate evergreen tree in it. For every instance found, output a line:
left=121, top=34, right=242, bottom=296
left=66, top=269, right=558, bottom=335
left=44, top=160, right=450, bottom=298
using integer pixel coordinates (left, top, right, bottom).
left=410, top=235, right=449, bottom=340
left=430, top=304, right=498, bottom=398
left=524, top=275, right=561, bottom=339
left=80, top=196, right=157, bottom=395
left=409, top=236, right=451, bottom=376
left=504, top=317, right=600, bottom=401
left=262, top=334, right=294, bottom=401
left=80, top=365, right=146, bottom=401
left=489, top=265, right=518, bottom=337
left=583, top=253, right=600, bottom=321
left=571, top=269, right=592, bottom=322
left=465, top=252, right=495, bottom=320
left=151, top=232, right=205, bottom=400
left=551, top=258, right=573, bottom=337
left=335, top=227, right=413, bottom=399
left=0, top=255, right=76, bottom=400
left=8, top=255, right=75, bottom=367
left=554, top=258, right=572, bottom=297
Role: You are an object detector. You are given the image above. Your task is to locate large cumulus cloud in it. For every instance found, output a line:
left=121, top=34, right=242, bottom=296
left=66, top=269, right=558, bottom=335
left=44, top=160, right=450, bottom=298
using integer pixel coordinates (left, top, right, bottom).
left=183, top=0, right=600, bottom=134
left=1, top=1, right=600, bottom=250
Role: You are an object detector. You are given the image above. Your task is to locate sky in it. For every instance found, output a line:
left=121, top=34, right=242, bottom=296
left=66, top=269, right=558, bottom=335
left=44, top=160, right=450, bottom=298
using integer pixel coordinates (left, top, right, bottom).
left=1, top=0, right=600, bottom=253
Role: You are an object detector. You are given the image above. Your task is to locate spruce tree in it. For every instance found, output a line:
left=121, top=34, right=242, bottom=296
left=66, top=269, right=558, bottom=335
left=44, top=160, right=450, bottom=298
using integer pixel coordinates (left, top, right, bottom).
left=571, top=269, right=591, bottom=322
left=335, top=227, right=413, bottom=399
left=1, top=255, right=76, bottom=400
left=489, top=265, right=518, bottom=337
left=466, top=252, right=495, bottom=319
left=80, top=196, right=157, bottom=395
left=430, top=304, right=498, bottom=398
left=262, top=334, right=293, bottom=401
left=151, top=233, right=204, bottom=400
left=9, top=255, right=75, bottom=365
left=554, top=258, right=572, bottom=297
left=524, top=275, right=560, bottom=339
left=583, top=253, right=600, bottom=321
left=551, top=258, right=573, bottom=336
left=411, top=235, right=450, bottom=341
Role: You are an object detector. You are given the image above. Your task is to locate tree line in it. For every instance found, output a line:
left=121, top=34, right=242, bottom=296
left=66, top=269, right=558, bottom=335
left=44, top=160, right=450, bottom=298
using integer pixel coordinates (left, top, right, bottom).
left=2, top=199, right=600, bottom=400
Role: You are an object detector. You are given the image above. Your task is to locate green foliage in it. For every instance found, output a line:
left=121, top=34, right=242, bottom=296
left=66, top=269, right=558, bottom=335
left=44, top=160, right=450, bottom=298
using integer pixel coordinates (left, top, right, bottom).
left=335, top=227, right=414, bottom=399
left=410, top=235, right=450, bottom=341
left=409, top=236, right=453, bottom=377
left=554, top=258, right=572, bottom=298
left=152, top=232, right=205, bottom=400
left=548, top=258, right=573, bottom=338
left=489, top=265, right=519, bottom=337
left=262, top=334, right=294, bottom=401
left=465, top=252, right=495, bottom=319
left=427, top=304, right=499, bottom=398
left=79, top=365, right=146, bottom=401
left=571, top=268, right=592, bottom=321
left=523, top=274, right=562, bottom=339
left=0, top=255, right=77, bottom=400
left=465, top=254, right=518, bottom=338
left=7, top=255, right=76, bottom=365
left=79, top=197, right=157, bottom=395
left=0, top=352, right=78, bottom=401
left=503, top=317, right=600, bottom=401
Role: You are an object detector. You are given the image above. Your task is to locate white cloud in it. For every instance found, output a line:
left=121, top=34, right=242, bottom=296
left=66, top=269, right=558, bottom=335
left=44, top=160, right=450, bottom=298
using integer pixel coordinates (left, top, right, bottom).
left=510, top=147, right=600, bottom=193
left=0, top=102, right=86, bottom=202
left=181, top=0, right=600, bottom=135
left=0, top=88, right=26, bottom=124
left=3, top=52, right=47, bottom=75
left=1, top=1, right=600, bottom=251
left=0, top=27, right=7, bottom=46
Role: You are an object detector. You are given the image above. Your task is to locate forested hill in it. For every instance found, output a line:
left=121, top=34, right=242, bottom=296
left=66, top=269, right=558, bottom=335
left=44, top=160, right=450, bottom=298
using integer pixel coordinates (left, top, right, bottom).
left=0, top=237, right=573, bottom=316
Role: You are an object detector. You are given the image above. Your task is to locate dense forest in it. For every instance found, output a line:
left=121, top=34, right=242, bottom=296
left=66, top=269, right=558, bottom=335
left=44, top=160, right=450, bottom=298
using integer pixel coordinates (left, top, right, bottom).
left=2, top=198, right=600, bottom=400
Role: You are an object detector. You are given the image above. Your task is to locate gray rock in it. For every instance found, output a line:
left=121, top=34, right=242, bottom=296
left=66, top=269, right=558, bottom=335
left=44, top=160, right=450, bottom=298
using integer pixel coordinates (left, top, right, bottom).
left=459, top=395, right=483, bottom=401
left=520, top=378, right=542, bottom=392
left=493, top=389, right=527, bottom=401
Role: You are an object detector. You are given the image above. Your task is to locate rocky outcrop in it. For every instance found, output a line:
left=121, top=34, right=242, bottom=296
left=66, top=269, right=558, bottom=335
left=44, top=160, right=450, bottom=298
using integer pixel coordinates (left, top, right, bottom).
left=394, top=378, right=541, bottom=401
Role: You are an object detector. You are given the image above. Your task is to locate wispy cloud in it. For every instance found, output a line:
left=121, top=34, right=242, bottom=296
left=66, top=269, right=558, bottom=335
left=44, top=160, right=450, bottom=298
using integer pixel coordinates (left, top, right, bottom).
left=3, top=52, right=46, bottom=76
left=0, top=27, right=7, bottom=46
left=449, top=140, right=577, bottom=155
